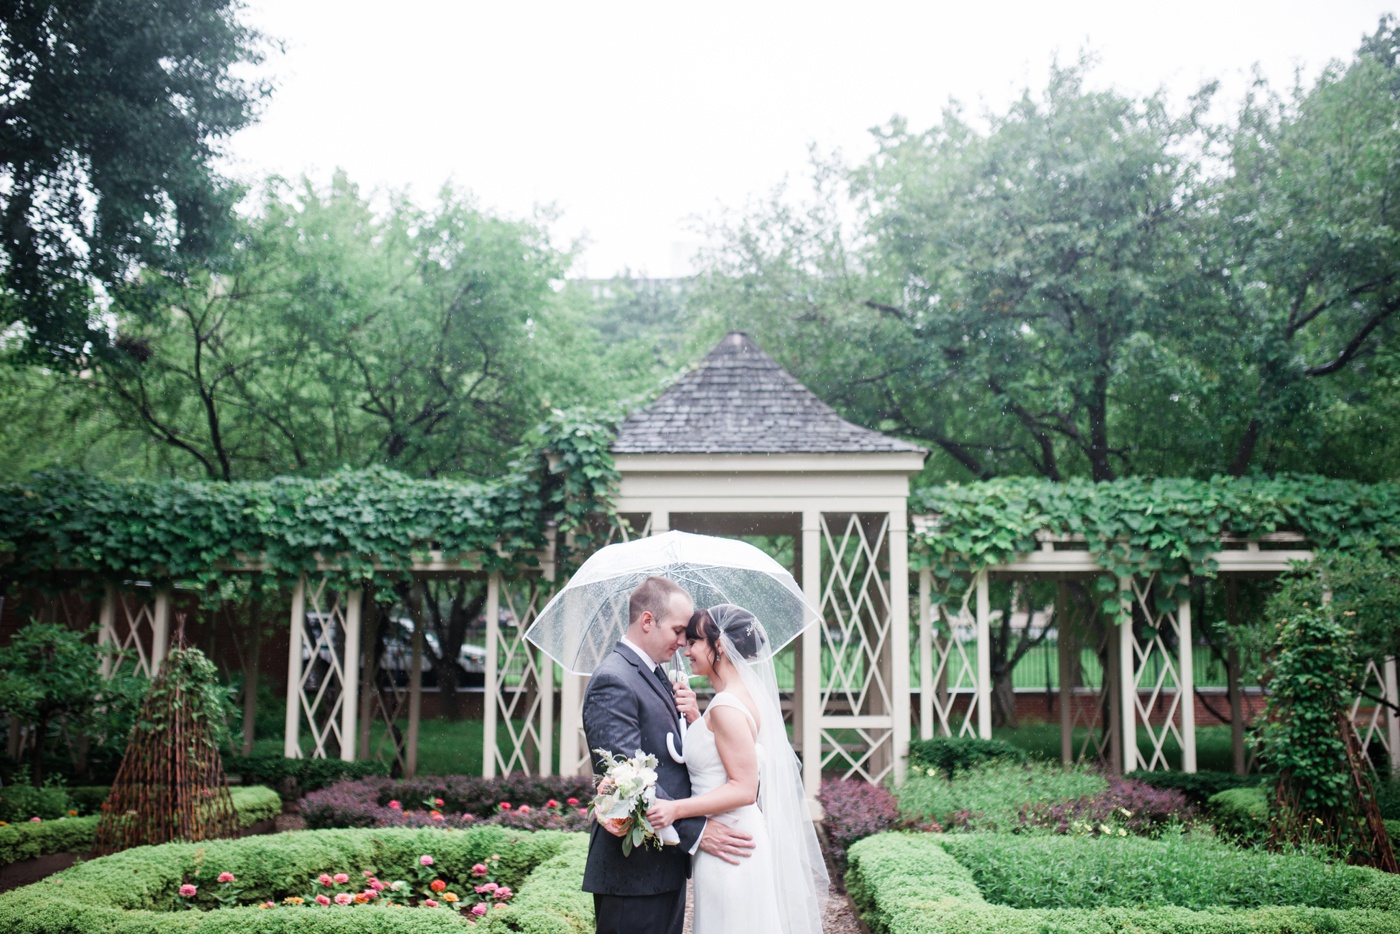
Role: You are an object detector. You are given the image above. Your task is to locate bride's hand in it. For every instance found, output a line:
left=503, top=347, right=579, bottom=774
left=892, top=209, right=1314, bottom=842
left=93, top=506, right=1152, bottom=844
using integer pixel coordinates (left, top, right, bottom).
left=646, top=799, right=681, bottom=829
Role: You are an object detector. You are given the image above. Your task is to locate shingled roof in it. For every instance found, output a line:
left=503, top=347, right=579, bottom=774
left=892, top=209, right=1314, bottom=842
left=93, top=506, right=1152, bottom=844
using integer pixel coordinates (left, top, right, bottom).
left=612, top=332, right=926, bottom=455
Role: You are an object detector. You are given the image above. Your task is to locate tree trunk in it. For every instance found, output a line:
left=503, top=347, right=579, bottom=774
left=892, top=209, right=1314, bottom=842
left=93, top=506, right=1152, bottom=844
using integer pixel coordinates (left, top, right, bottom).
left=240, top=602, right=261, bottom=757
left=990, top=668, right=1019, bottom=729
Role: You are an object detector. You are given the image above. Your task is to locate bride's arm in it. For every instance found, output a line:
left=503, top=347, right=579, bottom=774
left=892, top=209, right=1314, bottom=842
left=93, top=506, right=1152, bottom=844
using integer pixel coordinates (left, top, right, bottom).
left=646, top=707, right=758, bottom=828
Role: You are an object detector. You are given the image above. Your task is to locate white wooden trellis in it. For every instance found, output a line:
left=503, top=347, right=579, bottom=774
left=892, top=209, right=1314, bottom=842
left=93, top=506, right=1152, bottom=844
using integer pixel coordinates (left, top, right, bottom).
left=1351, top=657, right=1400, bottom=773
left=917, top=568, right=982, bottom=740
left=484, top=572, right=556, bottom=778
left=283, top=577, right=361, bottom=761
left=98, top=584, right=171, bottom=679
left=812, top=512, right=907, bottom=786
left=1118, top=574, right=1196, bottom=773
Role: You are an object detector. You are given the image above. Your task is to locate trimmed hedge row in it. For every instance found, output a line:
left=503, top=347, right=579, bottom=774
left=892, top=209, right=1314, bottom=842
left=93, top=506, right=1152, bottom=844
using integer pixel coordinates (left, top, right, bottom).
left=476, top=834, right=592, bottom=934
left=1207, top=786, right=1269, bottom=844
left=0, top=785, right=281, bottom=867
left=847, top=833, right=1400, bottom=934
left=937, top=832, right=1400, bottom=911
left=1125, top=770, right=1268, bottom=806
left=0, top=825, right=572, bottom=932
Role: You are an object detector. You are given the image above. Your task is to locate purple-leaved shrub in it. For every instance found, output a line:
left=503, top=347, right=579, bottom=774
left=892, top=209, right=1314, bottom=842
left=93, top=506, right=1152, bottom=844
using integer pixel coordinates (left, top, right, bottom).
left=818, top=778, right=912, bottom=869
left=1018, top=777, right=1196, bottom=836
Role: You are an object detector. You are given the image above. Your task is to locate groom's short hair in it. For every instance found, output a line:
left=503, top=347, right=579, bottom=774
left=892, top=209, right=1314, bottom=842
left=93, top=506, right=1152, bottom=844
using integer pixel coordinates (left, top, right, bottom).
left=629, top=576, right=688, bottom=626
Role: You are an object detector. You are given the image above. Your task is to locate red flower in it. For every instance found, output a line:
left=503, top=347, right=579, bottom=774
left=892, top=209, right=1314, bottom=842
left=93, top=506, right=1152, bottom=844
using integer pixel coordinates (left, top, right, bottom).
left=499, top=801, right=512, bottom=811
left=430, top=879, right=446, bottom=893
left=566, top=797, right=579, bottom=806
left=546, top=799, right=560, bottom=809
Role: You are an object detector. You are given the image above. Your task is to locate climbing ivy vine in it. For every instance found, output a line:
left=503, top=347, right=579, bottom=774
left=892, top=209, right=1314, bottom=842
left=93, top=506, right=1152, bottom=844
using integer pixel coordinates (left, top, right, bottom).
left=0, top=407, right=622, bottom=595
left=910, top=476, right=1400, bottom=610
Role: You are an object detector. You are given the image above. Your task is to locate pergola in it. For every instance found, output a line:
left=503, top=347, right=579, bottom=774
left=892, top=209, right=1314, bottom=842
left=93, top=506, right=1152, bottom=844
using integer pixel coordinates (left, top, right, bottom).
left=17, top=333, right=1399, bottom=792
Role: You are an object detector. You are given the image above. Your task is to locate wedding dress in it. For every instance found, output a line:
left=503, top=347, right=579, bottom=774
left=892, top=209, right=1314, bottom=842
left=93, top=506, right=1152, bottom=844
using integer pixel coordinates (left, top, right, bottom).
left=687, top=691, right=784, bottom=934
left=685, top=607, right=827, bottom=934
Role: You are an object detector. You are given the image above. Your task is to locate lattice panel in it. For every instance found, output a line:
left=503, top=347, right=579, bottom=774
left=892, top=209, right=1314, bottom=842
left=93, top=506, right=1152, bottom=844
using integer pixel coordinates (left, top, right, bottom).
left=928, top=582, right=980, bottom=737
left=1125, top=574, right=1186, bottom=772
left=818, top=513, right=895, bottom=785
left=101, top=591, right=158, bottom=679
left=1067, top=617, right=1112, bottom=764
left=492, top=575, right=555, bottom=776
left=296, top=578, right=352, bottom=759
left=1351, top=658, right=1396, bottom=763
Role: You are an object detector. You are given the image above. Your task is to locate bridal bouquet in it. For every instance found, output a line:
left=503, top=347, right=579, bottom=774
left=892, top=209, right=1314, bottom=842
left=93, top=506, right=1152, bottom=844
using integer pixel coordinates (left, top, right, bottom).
left=591, top=748, right=679, bottom=855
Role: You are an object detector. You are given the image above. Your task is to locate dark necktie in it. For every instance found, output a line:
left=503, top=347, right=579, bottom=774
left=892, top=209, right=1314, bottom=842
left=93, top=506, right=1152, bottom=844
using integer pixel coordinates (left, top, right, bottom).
left=652, top=664, right=674, bottom=696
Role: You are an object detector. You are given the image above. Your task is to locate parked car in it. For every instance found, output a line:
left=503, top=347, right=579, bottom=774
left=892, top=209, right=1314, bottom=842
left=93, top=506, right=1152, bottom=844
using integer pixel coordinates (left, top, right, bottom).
left=302, top=612, right=486, bottom=689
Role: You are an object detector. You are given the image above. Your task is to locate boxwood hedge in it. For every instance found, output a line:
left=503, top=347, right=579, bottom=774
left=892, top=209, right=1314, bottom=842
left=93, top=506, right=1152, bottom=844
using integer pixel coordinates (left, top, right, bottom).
left=0, top=825, right=584, bottom=933
left=847, top=833, right=1400, bottom=934
left=0, top=785, right=281, bottom=868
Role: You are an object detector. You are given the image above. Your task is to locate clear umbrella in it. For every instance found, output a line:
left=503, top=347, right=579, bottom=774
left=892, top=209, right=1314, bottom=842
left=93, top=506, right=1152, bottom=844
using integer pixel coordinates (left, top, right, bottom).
left=524, top=530, right=820, bottom=676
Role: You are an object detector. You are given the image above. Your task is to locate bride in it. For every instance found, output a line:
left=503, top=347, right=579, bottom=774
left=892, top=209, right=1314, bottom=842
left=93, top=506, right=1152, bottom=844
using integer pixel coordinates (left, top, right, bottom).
left=646, top=604, right=828, bottom=934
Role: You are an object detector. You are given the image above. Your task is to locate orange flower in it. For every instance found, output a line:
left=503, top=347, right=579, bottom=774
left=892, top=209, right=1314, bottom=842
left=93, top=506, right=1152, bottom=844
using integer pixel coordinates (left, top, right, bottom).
left=443, top=892, right=458, bottom=903
left=430, top=879, right=447, bottom=893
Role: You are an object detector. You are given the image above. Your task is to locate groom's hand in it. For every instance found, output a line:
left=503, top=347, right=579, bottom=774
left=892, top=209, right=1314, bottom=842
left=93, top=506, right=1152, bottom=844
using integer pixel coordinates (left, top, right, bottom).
left=697, top=822, right=754, bottom=865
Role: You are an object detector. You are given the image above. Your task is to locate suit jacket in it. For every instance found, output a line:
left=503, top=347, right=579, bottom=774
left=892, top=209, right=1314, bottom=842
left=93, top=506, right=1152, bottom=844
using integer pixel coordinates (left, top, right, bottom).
left=581, top=644, right=706, bottom=896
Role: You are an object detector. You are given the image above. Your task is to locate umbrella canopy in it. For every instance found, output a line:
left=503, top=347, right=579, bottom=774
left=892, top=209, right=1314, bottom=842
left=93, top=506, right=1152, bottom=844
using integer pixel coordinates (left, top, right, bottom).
left=524, top=530, right=820, bottom=674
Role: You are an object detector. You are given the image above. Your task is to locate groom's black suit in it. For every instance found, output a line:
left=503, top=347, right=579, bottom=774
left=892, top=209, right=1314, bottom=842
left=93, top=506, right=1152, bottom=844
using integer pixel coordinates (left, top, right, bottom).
left=582, top=643, right=705, bottom=934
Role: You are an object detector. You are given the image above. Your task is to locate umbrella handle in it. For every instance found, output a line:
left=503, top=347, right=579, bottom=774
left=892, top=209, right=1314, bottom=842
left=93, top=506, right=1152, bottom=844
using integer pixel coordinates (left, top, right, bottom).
left=666, top=718, right=686, bottom=764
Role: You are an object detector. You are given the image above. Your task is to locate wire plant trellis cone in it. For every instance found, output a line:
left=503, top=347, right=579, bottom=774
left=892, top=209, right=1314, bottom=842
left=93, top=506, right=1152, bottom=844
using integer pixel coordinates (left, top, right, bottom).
left=93, top=634, right=239, bottom=856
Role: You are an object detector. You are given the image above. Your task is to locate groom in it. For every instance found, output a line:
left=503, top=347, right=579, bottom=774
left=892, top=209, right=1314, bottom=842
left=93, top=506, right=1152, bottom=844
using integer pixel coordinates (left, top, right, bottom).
left=582, top=576, right=754, bottom=934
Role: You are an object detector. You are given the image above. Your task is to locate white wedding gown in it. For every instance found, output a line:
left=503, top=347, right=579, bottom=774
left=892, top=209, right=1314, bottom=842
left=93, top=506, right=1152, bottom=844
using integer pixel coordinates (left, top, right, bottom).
left=687, top=691, right=785, bottom=934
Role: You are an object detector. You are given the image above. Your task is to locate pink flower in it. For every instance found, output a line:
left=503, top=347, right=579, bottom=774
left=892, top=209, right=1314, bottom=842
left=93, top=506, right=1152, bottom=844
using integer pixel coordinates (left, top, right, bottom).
left=434, top=797, right=444, bottom=807
left=319, top=873, right=334, bottom=887
left=424, top=898, right=438, bottom=908
left=333, top=873, right=349, bottom=884
left=481, top=882, right=498, bottom=893
left=578, top=808, right=588, bottom=816
left=471, top=863, right=489, bottom=877
left=217, top=872, right=236, bottom=883
left=431, top=811, right=444, bottom=822
left=179, top=883, right=197, bottom=897
left=546, top=799, right=560, bottom=809
left=471, top=903, right=488, bottom=917
left=315, top=894, right=331, bottom=906
left=566, top=797, right=579, bottom=806
left=370, top=880, right=385, bottom=891
left=494, top=886, right=513, bottom=900
left=261, top=901, right=275, bottom=909
left=499, top=801, right=512, bottom=811
left=419, top=854, right=434, bottom=866
left=334, top=892, right=353, bottom=906
left=517, top=805, right=531, bottom=815
left=388, top=800, right=402, bottom=810
left=28, top=817, right=40, bottom=823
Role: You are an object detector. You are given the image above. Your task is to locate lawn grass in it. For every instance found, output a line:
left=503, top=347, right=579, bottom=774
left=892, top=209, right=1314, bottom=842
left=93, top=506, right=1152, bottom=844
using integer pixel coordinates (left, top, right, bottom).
left=993, top=721, right=1238, bottom=772
left=896, top=761, right=1107, bottom=830
left=248, top=717, right=519, bottom=776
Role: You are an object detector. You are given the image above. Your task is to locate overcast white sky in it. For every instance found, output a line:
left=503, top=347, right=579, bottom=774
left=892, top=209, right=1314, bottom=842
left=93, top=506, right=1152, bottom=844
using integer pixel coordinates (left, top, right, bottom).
left=224, top=1, right=1394, bottom=279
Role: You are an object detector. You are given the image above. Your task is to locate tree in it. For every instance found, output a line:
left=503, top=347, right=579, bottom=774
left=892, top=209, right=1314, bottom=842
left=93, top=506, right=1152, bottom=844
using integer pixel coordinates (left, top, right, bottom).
left=0, top=0, right=271, bottom=358
left=99, top=174, right=577, bottom=480
left=1215, top=16, right=1400, bottom=474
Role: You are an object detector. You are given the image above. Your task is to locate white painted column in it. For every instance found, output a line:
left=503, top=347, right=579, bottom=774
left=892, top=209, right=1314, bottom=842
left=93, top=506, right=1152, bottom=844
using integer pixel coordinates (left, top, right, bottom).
left=151, top=589, right=171, bottom=675
left=1177, top=594, right=1197, bottom=773
left=889, top=510, right=911, bottom=785
left=406, top=582, right=425, bottom=779
left=559, top=674, right=585, bottom=775
left=975, top=570, right=992, bottom=739
left=284, top=577, right=306, bottom=759
left=483, top=572, right=502, bottom=779
left=919, top=568, right=933, bottom=741
left=1386, top=657, right=1400, bottom=773
left=651, top=512, right=670, bottom=534
left=340, top=589, right=362, bottom=762
left=1118, top=578, right=1136, bottom=773
left=98, top=583, right=117, bottom=679
left=801, top=510, right=822, bottom=800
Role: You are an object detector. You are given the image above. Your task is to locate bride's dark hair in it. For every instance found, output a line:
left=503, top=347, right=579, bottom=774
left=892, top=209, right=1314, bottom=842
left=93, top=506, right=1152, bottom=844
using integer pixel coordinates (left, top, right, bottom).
left=686, top=604, right=764, bottom=665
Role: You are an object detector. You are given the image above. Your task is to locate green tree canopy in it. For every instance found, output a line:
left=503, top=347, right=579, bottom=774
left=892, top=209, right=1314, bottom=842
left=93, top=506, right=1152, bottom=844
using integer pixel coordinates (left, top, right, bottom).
left=0, top=0, right=271, bottom=359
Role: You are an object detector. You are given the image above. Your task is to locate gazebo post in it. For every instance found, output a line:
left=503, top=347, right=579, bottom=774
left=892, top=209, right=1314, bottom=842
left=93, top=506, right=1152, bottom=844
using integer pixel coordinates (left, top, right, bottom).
left=340, top=589, right=362, bottom=762
left=1386, top=658, right=1400, bottom=773
left=1178, top=592, right=1196, bottom=773
left=975, top=571, right=991, bottom=739
left=1058, top=583, right=1073, bottom=766
left=1118, top=577, right=1136, bottom=773
left=98, top=583, right=117, bottom=679
left=889, top=511, right=911, bottom=784
left=151, top=589, right=171, bottom=675
left=918, top=568, right=933, bottom=741
left=483, top=572, right=501, bottom=779
left=405, top=581, right=425, bottom=778
left=801, top=509, right=822, bottom=800
left=283, top=576, right=306, bottom=759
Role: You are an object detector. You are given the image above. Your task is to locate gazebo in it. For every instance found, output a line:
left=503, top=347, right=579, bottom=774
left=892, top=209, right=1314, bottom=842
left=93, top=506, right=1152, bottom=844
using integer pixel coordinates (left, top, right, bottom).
left=556, top=332, right=927, bottom=794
